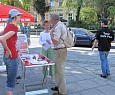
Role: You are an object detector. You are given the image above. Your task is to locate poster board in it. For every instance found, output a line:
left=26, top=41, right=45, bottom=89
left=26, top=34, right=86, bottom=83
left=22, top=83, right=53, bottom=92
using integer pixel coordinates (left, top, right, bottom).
left=0, top=43, right=6, bottom=72
left=17, top=33, right=29, bottom=54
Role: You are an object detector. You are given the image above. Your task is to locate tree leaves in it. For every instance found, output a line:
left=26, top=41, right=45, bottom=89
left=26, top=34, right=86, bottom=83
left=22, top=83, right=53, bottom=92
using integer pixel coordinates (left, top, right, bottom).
left=33, top=0, right=50, bottom=21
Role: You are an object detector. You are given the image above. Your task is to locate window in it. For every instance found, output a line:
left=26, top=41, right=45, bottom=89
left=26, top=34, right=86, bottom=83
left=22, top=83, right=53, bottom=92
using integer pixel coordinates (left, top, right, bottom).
left=59, top=14, right=63, bottom=20
left=59, top=1, right=63, bottom=6
left=68, top=13, right=72, bottom=21
left=50, top=1, right=54, bottom=7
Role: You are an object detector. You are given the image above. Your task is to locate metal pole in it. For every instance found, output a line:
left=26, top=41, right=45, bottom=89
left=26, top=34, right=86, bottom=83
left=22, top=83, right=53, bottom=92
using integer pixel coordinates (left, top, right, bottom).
left=36, top=29, right=37, bottom=35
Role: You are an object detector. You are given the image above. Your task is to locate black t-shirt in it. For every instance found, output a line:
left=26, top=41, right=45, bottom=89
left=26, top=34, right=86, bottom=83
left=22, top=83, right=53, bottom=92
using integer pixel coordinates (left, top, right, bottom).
left=95, top=27, right=114, bottom=51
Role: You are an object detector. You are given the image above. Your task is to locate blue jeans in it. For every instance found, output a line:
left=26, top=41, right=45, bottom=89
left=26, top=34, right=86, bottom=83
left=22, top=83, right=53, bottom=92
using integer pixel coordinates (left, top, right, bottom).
left=3, top=56, right=19, bottom=91
left=99, top=51, right=110, bottom=76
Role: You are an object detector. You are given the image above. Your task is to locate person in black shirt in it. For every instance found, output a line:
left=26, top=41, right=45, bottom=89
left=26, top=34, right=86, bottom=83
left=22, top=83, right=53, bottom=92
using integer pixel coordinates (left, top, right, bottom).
left=92, top=18, right=114, bottom=78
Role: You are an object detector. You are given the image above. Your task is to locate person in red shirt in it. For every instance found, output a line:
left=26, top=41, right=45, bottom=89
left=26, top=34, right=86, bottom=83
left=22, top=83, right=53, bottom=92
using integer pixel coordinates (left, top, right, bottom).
left=0, top=9, right=22, bottom=95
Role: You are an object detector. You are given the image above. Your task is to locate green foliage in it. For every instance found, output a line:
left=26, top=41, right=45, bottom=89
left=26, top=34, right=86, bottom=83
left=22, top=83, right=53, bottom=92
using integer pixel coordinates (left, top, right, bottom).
left=68, top=19, right=99, bottom=30
left=33, top=0, right=50, bottom=21
left=20, top=0, right=32, bottom=12
left=83, top=0, right=95, bottom=8
left=107, top=6, right=115, bottom=17
left=107, top=6, right=115, bottom=24
left=96, top=0, right=115, bottom=18
left=62, top=0, right=78, bottom=12
left=68, top=19, right=84, bottom=28
left=0, top=0, right=31, bottom=12
left=80, top=8, right=98, bottom=24
left=63, top=0, right=83, bottom=21
left=108, top=24, right=115, bottom=30
left=68, top=20, right=76, bottom=27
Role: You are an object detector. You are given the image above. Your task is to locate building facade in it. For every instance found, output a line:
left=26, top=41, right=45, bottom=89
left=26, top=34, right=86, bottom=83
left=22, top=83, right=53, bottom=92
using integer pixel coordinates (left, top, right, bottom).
left=37, top=0, right=77, bottom=25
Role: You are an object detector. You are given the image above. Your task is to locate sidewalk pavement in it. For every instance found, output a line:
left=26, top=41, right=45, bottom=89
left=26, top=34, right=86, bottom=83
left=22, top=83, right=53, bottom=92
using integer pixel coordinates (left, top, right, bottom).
left=0, top=35, right=115, bottom=95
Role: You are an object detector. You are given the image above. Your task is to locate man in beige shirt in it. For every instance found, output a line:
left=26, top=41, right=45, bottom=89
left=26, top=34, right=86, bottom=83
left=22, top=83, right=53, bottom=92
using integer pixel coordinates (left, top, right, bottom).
left=50, top=14, right=67, bottom=95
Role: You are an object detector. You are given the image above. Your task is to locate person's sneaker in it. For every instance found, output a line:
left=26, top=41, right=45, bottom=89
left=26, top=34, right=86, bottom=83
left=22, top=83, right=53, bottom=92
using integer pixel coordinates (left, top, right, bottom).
left=51, top=86, right=58, bottom=91
left=100, top=74, right=107, bottom=78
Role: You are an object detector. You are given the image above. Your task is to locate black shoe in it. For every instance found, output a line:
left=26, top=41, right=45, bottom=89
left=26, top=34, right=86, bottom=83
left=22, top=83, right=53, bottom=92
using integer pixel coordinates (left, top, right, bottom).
left=15, top=80, right=19, bottom=84
left=107, top=73, right=110, bottom=76
left=100, top=74, right=107, bottom=78
left=51, top=86, right=59, bottom=91
left=16, top=76, right=22, bottom=79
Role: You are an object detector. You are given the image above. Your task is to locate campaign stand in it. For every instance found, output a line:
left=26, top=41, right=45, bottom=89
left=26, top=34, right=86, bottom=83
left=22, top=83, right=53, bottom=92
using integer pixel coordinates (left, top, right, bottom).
left=20, top=53, right=55, bottom=95
left=17, top=34, right=55, bottom=95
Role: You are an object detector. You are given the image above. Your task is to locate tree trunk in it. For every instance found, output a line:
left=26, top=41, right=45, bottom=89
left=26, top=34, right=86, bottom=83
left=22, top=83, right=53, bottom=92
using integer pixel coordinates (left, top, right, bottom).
left=97, top=13, right=101, bottom=21
left=41, top=13, right=45, bottom=22
left=10, top=0, right=14, bottom=6
left=76, top=0, right=83, bottom=21
left=76, top=6, right=81, bottom=21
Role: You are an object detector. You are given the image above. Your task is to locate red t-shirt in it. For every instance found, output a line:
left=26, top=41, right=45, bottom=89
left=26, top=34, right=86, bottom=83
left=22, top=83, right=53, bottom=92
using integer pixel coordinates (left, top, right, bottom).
left=4, top=24, right=18, bottom=59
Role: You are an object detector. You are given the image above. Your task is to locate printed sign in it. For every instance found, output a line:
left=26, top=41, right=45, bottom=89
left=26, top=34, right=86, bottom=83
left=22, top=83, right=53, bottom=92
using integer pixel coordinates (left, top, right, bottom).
left=20, top=42, right=28, bottom=49
left=17, top=34, right=29, bottom=54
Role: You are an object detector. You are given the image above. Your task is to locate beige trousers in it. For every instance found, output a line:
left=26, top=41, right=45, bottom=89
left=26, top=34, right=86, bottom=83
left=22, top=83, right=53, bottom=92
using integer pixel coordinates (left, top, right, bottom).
left=53, top=48, right=67, bottom=94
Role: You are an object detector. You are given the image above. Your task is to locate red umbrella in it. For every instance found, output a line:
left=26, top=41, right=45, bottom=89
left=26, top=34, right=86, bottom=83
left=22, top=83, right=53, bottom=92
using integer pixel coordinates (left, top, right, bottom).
left=0, top=4, right=35, bottom=23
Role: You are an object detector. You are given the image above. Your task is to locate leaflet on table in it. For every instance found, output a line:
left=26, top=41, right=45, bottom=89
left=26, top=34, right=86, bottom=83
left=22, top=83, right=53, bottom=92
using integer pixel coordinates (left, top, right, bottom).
left=21, top=54, right=40, bottom=60
left=29, top=59, right=48, bottom=65
left=21, top=54, right=32, bottom=59
left=21, top=54, right=51, bottom=64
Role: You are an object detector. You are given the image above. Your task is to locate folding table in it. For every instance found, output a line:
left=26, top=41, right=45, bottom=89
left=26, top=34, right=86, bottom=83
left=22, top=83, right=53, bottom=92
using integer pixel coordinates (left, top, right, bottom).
left=20, top=54, right=55, bottom=95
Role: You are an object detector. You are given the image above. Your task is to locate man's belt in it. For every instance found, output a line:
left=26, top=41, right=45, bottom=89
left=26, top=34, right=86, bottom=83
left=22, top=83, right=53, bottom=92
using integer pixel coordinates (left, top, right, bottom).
left=53, top=47, right=66, bottom=50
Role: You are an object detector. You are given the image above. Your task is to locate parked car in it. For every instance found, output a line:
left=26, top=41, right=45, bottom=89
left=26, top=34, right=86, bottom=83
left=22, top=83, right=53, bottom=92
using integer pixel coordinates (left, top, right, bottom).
left=70, top=28, right=95, bottom=47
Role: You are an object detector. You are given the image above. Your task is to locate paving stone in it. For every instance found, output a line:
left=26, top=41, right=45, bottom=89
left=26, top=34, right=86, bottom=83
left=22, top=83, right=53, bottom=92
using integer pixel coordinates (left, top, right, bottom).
left=66, top=75, right=80, bottom=84
left=79, top=88, right=105, bottom=95
left=83, top=66, right=97, bottom=71
left=67, top=83, right=84, bottom=94
left=77, top=63, right=91, bottom=68
left=107, top=67, right=115, bottom=74
left=107, top=80, right=115, bottom=87
left=96, top=85, right=115, bottom=95
left=69, top=93, right=81, bottom=95
left=0, top=87, right=4, bottom=95
left=74, top=73, right=94, bottom=81
left=77, top=80, right=100, bottom=89
left=24, top=69, right=35, bottom=76
left=90, top=78, right=108, bottom=86
left=65, top=67, right=84, bottom=77
left=16, top=92, right=25, bottom=95
left=91, top=69, right=102, bottom=75
left=85, top=65, right=101, bottom=71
